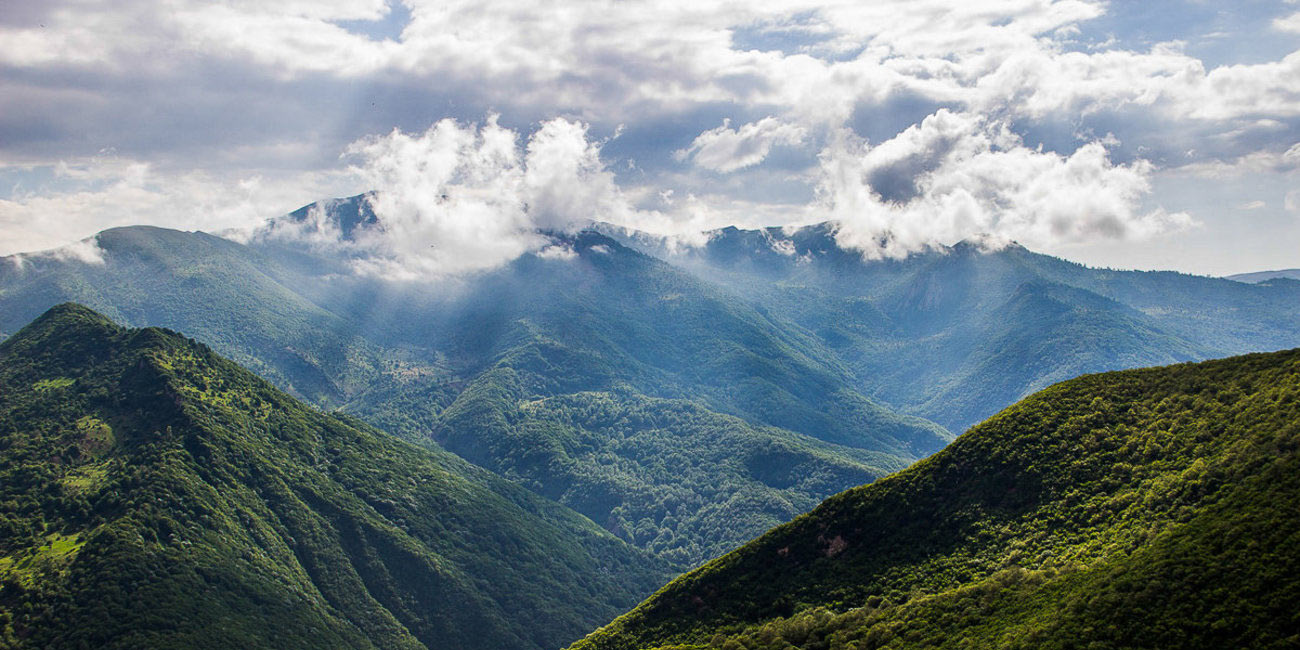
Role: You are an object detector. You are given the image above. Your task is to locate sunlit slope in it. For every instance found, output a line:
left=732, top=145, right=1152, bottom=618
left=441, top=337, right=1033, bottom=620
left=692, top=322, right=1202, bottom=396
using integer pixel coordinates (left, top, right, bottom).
left=572, top=348, right=1300, bottom=649
left=0, top=305, right=667, bottom=650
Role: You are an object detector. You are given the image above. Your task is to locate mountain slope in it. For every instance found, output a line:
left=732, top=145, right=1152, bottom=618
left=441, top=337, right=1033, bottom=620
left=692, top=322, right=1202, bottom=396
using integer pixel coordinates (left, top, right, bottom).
left=571, top=348, right=1300, bottom=649
left=1225, top=268, right=1300, bottom=284
left=404, top=233, right=947, bottom=564
left=612, top=223, right=1300, bottom=431
left=0, top=220, right=951, bottom=567
left=0, top=227, right=382, bottom=405
left=0, top=305, right=667, bottom=650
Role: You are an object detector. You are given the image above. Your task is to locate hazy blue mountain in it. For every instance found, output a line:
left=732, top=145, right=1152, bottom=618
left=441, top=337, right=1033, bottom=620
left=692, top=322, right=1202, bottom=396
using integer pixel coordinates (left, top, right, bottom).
left=1226, top=268, right=1300, bottom=284
left=0, top=305, right=667, bottom=650
left=606, top=222, right=1300, bottom=431
left=5, top=199, right=1297, bottom=565
left=0, top=226, right=386, bottom=406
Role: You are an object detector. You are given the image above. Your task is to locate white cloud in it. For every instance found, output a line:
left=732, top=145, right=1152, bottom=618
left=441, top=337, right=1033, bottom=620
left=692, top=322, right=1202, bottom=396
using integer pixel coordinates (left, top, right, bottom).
left=0, top=157, right=343, bottom=257
left=1274, top=12, right=1300, bottom=34
left=7, top=236, right=108, bottom=267
left=818, top=109, right=1193, bottom=259
left=676, top=117, right=806, bottom=172
left=2, top=0, right=1297, bottom=274
left=1179, top=142, right=1300, bottom=178
left=536, top=243, right=578, bottom=260
left=524, top=119, right=632, bottom=229
left=334, top=115, right=642, bottom=278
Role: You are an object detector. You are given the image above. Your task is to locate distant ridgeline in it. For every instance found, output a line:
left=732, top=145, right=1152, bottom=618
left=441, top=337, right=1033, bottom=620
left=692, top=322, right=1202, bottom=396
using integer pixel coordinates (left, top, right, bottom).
left=2, top=196, right=1299, bottom=567
left=570, top=348, right=1300, bottom=650
left=0, top=305, right=668, bottom=650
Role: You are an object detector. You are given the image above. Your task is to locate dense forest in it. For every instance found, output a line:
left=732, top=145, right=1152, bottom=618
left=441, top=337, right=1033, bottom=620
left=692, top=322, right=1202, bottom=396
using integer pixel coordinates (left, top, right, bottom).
left=572, top=347, right=1300, bottom=649
left=0, top=305, right=666, bottom=649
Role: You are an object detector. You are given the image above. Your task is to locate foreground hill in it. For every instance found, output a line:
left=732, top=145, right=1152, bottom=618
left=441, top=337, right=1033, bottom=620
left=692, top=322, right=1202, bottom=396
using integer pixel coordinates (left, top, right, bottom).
left=609, top=223, right=1300, bottom=431
left=572, top=348, right=1300, bottom=649
left=0, top=305, right=667, bottom=649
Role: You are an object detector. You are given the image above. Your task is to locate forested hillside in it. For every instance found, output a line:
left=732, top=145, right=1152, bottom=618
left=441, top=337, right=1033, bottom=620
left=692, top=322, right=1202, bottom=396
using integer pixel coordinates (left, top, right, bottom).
left=610, top=223, right=1300, bottom=430
left=572, top=348, right=1300, bottom=649
left=0, top=305, right=667, bottom=650
left=0, top=219, right=949, bottom=566
left=5, top=199, right=1299, bottom=566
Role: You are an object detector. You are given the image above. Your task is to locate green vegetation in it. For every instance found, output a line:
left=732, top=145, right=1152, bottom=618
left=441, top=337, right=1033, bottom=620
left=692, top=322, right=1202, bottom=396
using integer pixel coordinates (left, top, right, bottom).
left=0, top=225, right=950, bottom=566
left=0, top=304, right=667, bottom=650
left=615, top=223, right=1300, bottom=432
left=436, top=381, right=903, bottom=564
left=570, top=348, right=1300, bottom=649
left=7, top=209, right=1299, bottom=570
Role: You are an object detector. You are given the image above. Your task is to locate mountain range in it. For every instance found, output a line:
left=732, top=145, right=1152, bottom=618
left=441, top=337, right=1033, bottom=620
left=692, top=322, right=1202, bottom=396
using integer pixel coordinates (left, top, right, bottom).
left=2, top=195, right=1299, bottom=569
left=1226, top=268, right=1300, bottom=284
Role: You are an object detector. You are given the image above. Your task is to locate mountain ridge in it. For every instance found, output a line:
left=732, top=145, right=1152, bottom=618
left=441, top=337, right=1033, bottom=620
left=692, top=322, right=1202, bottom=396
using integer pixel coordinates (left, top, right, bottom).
left=569, top=346, right=1300, bottom=649
left=0, top=304, right=668, bottom=649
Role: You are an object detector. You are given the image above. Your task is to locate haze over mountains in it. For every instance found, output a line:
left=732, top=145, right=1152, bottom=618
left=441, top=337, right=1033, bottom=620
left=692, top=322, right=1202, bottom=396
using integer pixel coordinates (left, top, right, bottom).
left=3, top=194, right=1299, bottom=568
left=1226, top=269, right=1300, bottom=284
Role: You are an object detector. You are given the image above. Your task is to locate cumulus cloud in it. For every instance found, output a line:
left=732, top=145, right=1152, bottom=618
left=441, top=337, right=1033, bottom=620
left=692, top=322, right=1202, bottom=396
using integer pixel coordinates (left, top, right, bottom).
left=3, top=0, right=1298, bottom=273
left=331, top=115, right=636, bottom=278
left=676, top=118, right=806, bottom=172
left=819, top=109, right=1192, bottom=259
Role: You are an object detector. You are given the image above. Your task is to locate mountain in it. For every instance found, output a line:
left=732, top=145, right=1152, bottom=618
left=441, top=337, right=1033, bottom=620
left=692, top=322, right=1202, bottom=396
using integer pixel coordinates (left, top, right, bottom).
left=1227, top=268, right=1300, bottom=284
left=7, top=199, right=1298, bottom=565
left=569, top=348, right=1300, bottom=650
left=0, top=226, right=385, bottom=406
left=0, top=225, right=949, bottom=567
left=606, top=223, right=1300, bottom=431
left=0, top=305, right=667, bottom=649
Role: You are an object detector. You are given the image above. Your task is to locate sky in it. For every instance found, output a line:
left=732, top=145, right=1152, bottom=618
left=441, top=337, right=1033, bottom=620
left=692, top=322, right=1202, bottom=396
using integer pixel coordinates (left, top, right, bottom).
left=1, top=0, right=1299, bottom=276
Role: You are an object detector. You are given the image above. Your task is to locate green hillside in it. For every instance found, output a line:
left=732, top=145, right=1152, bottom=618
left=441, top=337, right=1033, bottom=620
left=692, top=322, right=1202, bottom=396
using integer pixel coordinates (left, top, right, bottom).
left=0, top=305, right=667, bottom=650
left=0, top=227, right=383, bottom=405
left=571, top=348, right=1300, bottom=649
left=1, top=224, right=950, bottom=567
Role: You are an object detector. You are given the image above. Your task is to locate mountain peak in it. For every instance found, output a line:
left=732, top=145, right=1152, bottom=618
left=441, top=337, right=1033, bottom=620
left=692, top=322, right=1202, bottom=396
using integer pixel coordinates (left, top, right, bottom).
left=0, top=303, right=122, bottom=355
left=0, top=307, right=668, bottom=650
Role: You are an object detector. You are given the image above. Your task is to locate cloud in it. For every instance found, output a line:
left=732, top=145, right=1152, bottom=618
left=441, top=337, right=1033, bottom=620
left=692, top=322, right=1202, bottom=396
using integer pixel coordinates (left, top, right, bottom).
left=676, top=117, right=806, bottom=172
left=819, top=109, right=1192, bottom=259
left=6, top=236, right=107, bottom=268
left=2, top=0, right=1297, bottom=274
left=1179, top=141, right=1300, bottom=178
left=0, top=156, right=344, bottom=256
left=331, top=115, right=637, bottom=278
left=1274, top=12, right=1300, bottom=34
